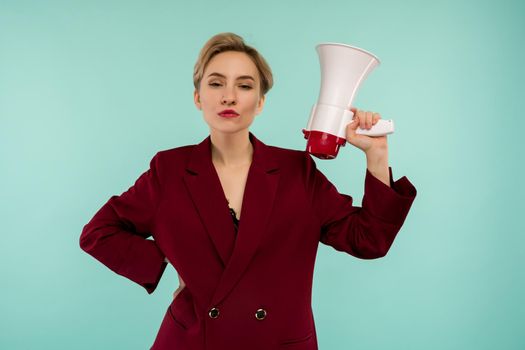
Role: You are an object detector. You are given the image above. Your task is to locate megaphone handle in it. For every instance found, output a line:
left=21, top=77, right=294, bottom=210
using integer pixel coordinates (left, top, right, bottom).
left=355, top=119, right=395, bottom=137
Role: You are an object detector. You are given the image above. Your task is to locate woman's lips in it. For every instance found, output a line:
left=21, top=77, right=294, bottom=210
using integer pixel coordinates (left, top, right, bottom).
left=218, top=110, right=240, bottom=118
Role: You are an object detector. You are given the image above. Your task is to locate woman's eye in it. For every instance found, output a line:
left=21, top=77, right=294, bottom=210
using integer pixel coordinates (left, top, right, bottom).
left=208, top=82, right=252, bottom=89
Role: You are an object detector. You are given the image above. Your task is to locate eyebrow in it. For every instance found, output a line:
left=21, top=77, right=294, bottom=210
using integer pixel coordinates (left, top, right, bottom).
left=206, top=72, right=255, bottom=81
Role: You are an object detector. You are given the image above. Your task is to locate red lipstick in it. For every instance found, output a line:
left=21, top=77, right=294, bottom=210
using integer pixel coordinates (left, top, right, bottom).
left=218, top=109, right=240, bottom=118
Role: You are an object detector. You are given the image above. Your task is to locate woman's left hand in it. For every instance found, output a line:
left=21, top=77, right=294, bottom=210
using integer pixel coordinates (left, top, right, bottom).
left=345, top=107, right=388, bottom=157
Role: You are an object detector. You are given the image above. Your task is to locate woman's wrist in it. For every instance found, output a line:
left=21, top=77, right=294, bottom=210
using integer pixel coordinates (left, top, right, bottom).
left=365, top=149, right=390, bottom=187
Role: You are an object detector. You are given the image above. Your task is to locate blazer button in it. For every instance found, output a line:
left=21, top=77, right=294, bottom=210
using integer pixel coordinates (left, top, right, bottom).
left=208, top=307, right=220, bottom=319
left=255, top=309, right=267, bottom=320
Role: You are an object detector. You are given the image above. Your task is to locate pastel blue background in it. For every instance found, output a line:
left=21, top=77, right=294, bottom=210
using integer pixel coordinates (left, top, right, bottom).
left=1, top=0, right=523, bottom=349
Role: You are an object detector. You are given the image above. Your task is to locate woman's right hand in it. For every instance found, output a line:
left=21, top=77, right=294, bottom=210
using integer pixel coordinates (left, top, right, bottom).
left=164, top=258, right=187, bottom=300
left=173, top=273, right=186, bottom=300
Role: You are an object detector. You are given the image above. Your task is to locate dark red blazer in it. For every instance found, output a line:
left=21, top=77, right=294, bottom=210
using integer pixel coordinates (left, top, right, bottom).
left=80, top=132, right=416, bottom=350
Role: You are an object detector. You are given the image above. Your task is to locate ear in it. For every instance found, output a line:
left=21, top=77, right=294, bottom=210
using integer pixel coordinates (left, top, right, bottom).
left=193, top=89, right=202, bottom=110
left=255, top=94, right=266, bottom=115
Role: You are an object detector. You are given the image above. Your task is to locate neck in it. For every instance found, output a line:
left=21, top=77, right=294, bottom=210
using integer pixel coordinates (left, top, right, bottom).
left=210, top=129, right=253, bottom=167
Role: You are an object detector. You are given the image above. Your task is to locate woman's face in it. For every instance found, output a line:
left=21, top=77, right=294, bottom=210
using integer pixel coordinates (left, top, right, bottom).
left=194, top=51, right=265, bottom=135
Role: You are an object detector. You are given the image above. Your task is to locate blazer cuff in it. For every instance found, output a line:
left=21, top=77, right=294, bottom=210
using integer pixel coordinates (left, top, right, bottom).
left=117, top=238, right=168, bottom=294
left=362, top=167, right=417, bottom=225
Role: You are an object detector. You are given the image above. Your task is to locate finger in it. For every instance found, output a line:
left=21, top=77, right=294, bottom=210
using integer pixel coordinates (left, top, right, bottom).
left=346, top=119, right=358, bottom=140
left=357, top=110, right=367, bottom=130
left=346, top=117, right=359, bottom=143
left=365, top=111, right=373, bottom=129
left=173, top=287, right=182, bottom=299
left=348, top=117, right=359, bottom=131
left=372, top=112, right=380, bottom=125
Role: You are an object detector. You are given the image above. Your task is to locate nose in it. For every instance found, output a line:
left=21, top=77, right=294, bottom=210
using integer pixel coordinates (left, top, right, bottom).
left=221, top=89, right=237, bottom=105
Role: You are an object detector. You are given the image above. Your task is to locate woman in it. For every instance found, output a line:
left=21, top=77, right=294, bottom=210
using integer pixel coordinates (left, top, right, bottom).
left=80, top=32, right=417, bottom=350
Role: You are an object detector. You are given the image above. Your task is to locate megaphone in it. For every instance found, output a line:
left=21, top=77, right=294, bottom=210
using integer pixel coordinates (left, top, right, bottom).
left=302, top=43, right=394, bottom=159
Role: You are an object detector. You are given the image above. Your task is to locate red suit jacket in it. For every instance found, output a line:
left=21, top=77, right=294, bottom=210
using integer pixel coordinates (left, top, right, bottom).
left=80, top=132, right=416, bottom=350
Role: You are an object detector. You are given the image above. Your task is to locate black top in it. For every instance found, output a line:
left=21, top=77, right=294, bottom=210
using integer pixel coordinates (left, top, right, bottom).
left=228, top=206, right=239, bottom=235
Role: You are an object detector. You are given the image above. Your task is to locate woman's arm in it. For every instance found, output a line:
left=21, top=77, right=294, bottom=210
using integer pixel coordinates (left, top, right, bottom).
left=79, top=152, right=168, bottom=294
left=366, top=151, right=390, bottom=187
left=347, top=107, right=390, bottom=186
left=305, top=108, right=417, bottom=258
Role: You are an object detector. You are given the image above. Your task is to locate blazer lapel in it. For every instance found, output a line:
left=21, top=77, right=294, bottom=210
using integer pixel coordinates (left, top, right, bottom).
left=183, top=132, right=280, bottom=306
left=183, top=135, right=236, bottom=267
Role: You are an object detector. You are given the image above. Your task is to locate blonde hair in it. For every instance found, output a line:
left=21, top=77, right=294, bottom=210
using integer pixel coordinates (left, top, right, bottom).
left=193, top=32, right=273, bottom=97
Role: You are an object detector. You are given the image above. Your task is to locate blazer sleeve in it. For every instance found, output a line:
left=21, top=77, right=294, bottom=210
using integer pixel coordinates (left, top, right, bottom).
left=79, top=152, right=168, bottom=294
left=304, top=152, right=417, bottom=259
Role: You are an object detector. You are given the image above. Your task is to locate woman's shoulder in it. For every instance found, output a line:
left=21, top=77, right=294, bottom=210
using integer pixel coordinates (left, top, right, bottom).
left=267, top=144, right=306, bottom=159
left=265, top=144, right=313, bottom=171
left=147, top=144, right=196, bottom=174
left=156, top=144, right=195, bottom=158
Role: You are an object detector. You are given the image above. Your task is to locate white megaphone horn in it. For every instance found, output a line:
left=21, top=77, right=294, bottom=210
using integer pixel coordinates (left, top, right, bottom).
left=302, top=43, right=394, bottom=159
